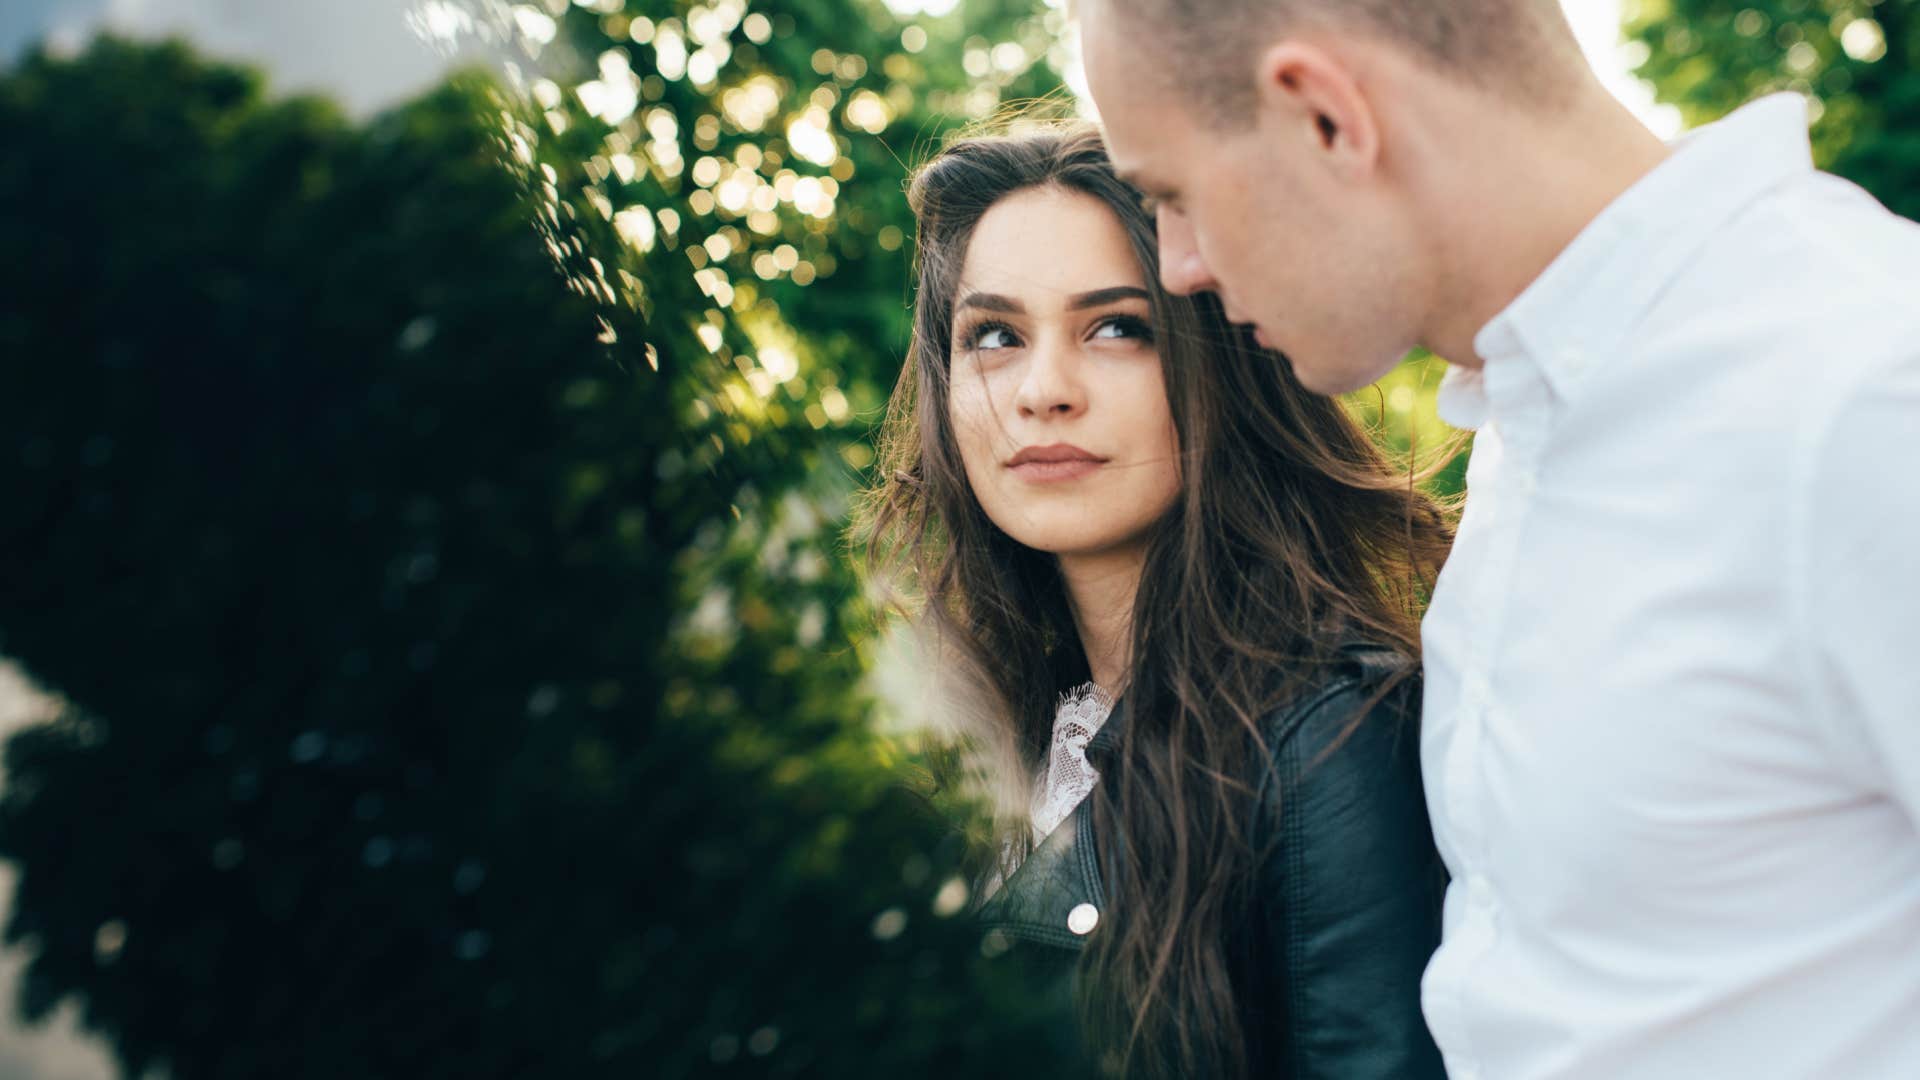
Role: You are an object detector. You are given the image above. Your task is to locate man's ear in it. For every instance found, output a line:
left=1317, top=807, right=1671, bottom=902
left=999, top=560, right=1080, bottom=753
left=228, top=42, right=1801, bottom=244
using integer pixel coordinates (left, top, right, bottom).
left=1252, top=42, right=1381, bottom=180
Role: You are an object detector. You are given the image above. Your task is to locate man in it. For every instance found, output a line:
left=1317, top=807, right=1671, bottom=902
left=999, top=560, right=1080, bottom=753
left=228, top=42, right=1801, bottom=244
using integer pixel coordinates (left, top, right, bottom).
left=1078, top=0, right=1920, bottom=1077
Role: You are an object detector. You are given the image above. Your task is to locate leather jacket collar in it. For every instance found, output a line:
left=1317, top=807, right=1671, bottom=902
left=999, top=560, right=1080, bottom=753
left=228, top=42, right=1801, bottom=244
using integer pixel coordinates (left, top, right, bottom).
left=968, top=645, right=1448, bottom=1078
left=975, top=696, right=1126, bottom=950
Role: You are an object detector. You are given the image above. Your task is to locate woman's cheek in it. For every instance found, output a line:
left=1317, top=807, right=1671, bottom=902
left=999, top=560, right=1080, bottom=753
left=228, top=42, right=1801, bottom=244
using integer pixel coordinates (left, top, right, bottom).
left=1136, top=372, right=1181, bottom=514
left=947, top=386, right=998, bottom=491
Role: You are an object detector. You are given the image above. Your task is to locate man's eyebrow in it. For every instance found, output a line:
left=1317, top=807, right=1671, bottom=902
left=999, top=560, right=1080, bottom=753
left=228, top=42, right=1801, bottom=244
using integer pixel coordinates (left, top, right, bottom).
left=1114, top=168, right=1161, bottom=197
left=956, top=291, right=1023, bottom=314
left=1067, top=285, right=1151, bottom=310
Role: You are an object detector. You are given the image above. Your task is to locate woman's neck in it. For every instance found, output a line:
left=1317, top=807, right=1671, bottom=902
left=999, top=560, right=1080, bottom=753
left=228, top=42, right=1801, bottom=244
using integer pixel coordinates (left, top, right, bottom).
left=1057, top=545, right=1147, bottom=692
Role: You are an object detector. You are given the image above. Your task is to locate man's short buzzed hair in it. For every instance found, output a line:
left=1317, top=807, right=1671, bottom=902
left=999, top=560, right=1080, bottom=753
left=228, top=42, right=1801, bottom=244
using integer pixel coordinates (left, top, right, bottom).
left=1100, top=0, right=1585, bottom=120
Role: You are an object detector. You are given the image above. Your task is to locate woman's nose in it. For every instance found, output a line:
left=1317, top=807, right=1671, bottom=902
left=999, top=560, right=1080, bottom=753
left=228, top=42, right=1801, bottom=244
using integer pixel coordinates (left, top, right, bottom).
left=1013, top=337, right=1087, bottom=419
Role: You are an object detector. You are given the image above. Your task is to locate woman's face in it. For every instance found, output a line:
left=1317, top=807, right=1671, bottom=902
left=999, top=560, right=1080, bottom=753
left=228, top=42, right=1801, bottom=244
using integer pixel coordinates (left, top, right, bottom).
left=946, top=186, right=1181, bottom=559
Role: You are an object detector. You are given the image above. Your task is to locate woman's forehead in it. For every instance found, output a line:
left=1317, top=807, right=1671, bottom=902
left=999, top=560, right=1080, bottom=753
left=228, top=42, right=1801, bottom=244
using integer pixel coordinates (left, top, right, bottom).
left=956, top=187, right=1145, bottom=308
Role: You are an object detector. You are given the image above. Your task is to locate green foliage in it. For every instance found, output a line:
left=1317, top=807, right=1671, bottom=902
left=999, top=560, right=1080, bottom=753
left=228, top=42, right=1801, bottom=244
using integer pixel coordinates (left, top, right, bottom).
left=1627, top=0, right=1920, bottom=217
left=0, top=32, right=1082, bottom=1079
left=457, top=0, right=1074, bottom=469
left=456, top=0, right=1463, bottom=496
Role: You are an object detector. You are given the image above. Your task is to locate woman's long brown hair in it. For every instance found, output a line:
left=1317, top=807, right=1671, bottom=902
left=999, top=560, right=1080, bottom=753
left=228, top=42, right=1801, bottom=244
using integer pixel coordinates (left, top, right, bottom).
left=858, top=123, right=1454, bottom=1079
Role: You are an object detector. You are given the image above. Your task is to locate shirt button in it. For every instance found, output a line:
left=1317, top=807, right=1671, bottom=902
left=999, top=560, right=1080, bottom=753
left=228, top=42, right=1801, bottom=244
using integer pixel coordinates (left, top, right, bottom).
left=1562, top=347, right=1589, bottom=374
left=1464, top=672, right=1492, bottom=707
left=1514, top=469, right=1539, bottom=496
left=1067, top=902, right=1100, bottom=935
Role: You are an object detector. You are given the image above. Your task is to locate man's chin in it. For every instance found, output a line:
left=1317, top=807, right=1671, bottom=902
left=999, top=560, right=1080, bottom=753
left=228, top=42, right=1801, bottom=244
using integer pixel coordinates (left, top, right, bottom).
left=1283, top=353, right=1395, bottom=397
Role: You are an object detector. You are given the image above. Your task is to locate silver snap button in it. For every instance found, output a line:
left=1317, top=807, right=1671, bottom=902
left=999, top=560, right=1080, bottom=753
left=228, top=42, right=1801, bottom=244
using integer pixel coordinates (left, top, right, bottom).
left=1067, top=902, right=1099, bottom=935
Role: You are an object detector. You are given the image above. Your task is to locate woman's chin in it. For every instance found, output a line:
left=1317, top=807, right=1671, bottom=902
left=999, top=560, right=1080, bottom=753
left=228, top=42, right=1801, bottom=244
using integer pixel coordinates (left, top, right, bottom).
left=1002, top=527, right=1143, bottom=561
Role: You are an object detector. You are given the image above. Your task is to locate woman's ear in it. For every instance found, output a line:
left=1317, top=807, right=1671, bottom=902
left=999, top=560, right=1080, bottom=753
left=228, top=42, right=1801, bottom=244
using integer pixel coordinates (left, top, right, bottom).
left=1252, top=41, right=1382, bottom=182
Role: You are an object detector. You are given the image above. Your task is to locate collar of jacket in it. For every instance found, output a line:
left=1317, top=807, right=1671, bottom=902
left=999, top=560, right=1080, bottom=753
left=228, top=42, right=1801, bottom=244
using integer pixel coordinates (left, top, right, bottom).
left=974, top=643, right=1406, bottom=950
left=974, top=692, right=1128, bottom=950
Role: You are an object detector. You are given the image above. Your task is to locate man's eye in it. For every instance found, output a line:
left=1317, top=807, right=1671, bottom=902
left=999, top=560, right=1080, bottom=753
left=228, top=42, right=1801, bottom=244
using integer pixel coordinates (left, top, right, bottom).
left=1138, top=190, right=1181, bottom=216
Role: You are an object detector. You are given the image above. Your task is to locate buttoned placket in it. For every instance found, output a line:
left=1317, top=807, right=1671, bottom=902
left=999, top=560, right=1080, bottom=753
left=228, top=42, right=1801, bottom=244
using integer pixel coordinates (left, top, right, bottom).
left=1425, top=351, right=1561, bottom=1080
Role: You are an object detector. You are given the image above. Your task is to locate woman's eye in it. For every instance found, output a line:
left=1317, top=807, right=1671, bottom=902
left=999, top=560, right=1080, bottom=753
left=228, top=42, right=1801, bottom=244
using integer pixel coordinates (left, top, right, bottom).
left=968, top=323, right=1019, bottom=350
left=1092, top=315, right=1154, bottom=343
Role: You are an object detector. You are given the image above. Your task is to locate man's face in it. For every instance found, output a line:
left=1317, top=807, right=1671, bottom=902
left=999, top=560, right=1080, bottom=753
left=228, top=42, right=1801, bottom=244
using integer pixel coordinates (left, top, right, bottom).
left=1081, top=8, right=1418, bottom=395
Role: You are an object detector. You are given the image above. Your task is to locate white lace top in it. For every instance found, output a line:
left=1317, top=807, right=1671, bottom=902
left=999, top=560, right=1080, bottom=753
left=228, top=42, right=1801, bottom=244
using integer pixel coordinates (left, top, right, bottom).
left=1029, top=682, right=1115, bottom=844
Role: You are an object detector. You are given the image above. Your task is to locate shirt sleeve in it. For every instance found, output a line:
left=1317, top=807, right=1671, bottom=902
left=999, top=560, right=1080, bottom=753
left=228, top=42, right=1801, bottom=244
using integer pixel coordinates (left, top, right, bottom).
left=1259, top=676, right=1448, bottom=1079
left=1804, top=346, right=1920, bottom=822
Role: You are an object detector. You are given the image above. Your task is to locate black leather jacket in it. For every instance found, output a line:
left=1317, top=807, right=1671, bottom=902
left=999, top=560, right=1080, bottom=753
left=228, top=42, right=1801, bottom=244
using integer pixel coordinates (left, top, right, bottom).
left=977, top=647, right=1447, bottom=1079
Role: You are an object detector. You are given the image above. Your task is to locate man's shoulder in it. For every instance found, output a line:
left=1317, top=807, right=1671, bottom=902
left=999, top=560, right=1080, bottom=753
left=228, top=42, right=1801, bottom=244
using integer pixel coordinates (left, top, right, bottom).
left=1646, top=176, right=1920, bottom=389
left=1714, top=171, right=1920, bottom=325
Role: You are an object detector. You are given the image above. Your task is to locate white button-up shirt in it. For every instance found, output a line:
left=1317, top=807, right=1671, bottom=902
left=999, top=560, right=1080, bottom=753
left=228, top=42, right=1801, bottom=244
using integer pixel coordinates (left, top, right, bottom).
left=1420, top=93, right=1920, bottom=1079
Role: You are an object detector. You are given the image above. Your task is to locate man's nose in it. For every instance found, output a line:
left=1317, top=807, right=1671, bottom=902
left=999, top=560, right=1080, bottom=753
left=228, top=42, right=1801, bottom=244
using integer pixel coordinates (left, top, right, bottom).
left=1157, top=206, right=1216, bottom=297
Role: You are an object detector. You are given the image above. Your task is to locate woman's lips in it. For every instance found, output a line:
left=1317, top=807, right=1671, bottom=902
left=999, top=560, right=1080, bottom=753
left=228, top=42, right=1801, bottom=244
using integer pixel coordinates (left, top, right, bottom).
left=1007, top=443, right=1107, bottom=482
left=1010, top=458, right=1103, bottom=481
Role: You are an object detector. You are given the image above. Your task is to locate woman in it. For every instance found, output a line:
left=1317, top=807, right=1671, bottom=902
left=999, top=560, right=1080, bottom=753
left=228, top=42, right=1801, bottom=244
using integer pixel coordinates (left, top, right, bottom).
left=861, top=124, right=1454, bottom=1079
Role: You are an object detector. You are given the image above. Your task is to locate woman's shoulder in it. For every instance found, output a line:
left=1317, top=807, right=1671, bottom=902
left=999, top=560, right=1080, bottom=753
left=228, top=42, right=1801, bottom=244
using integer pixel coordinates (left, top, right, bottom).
left=1250, top=642, right=1447, bottom=1078
left=1255, top=639, right=1419, bottom=759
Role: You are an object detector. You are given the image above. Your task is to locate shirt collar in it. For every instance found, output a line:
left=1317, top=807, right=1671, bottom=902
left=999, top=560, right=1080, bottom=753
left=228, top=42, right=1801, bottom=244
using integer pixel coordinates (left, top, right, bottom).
left=1437, top=93, right=1816, bottom=430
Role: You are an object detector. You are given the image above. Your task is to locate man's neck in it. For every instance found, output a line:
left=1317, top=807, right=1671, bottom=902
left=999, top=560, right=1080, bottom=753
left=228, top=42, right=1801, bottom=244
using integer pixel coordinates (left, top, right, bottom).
left=1421, top=89, right=1673, bottom=369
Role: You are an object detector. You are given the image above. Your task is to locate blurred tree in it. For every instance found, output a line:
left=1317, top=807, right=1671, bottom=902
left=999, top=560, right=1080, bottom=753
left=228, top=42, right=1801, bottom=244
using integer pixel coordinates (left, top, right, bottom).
left=451, top=0, right=1456, bottom=492
left=1627, top=0, right=1919, bottom=218
left=0, top=30, right=1082, bottom=1080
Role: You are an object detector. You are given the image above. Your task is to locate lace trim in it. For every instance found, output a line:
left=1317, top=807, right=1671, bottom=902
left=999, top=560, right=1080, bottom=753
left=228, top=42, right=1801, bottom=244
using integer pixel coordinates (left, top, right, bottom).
left=1029, top=681, right=1115, bottom=843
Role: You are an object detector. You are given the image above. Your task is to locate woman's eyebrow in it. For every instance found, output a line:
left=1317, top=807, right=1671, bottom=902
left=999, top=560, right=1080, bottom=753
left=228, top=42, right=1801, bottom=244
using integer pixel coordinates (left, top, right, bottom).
left=1066, top=286, right=1150, bottom=310
left=955, top=285, right=1149, bottom=315
left=956, top=291, right=1023, bottom=314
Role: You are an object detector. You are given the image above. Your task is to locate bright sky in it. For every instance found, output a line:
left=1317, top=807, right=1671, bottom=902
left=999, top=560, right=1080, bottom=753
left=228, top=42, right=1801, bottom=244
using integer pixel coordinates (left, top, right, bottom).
left=4, top=0, right=1684, bottom=134
left=1564, top=0, right=1685, bottom=136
